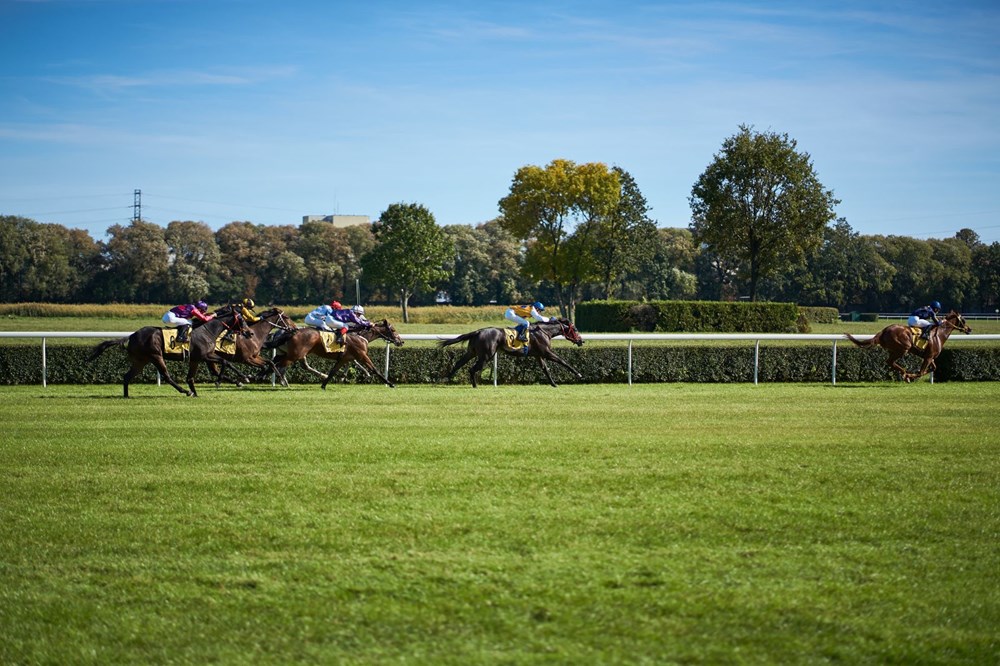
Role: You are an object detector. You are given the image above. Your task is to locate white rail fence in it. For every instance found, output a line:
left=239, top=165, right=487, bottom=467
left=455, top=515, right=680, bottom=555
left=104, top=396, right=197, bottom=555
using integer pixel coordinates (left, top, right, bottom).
left=4, top=331, right=1000, bottom=388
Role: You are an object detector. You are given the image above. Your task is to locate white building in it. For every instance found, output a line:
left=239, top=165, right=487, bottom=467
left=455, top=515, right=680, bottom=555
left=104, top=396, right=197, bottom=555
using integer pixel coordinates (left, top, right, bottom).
left=302, top=214, right=370, bottom=227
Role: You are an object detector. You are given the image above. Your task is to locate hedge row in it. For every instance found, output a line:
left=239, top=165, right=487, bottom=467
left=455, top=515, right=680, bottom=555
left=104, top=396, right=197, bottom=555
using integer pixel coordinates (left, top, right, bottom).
left=3, top=343, right=998, bottom=386
left=798, top=306, right=840, bottom=325
left=575, top=300, right=804, bottom=333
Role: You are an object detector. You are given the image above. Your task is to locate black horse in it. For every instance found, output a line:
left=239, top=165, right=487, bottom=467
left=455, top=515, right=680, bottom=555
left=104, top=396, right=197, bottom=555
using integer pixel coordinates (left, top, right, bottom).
left=439, top=317, right=585, bottom=387
left=87, top=312, right=249, bottom=398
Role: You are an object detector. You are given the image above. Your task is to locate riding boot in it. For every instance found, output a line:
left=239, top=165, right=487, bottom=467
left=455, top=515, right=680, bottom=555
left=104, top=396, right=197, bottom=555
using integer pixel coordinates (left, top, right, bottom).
left=336, top=327, right=347, bottom=344
left=516, top=324, right=528, bottom=342
left=175, top=325, right=190, bottom=344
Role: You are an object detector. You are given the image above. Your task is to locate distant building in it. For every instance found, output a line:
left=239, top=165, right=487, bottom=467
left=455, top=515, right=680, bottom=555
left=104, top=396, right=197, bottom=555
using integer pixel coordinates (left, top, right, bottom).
left=302, top=214, right=370, bottom=227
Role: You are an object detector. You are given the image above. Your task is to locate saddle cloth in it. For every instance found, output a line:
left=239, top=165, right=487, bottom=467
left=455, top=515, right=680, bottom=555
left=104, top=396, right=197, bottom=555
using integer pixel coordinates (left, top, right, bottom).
left=161, top=328, right=237, bottom=354
left=503, top=328, right=529, bottom=353
left=908, top=326, right=929, bottom=350
left=162, top=328, right=189, bottom=353
left=319, top=330, right=345, bottom=354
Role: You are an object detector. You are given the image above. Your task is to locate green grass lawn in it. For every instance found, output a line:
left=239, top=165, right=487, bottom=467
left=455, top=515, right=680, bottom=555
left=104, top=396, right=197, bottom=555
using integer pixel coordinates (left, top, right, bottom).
left=1, top=383, right=998, bottom=664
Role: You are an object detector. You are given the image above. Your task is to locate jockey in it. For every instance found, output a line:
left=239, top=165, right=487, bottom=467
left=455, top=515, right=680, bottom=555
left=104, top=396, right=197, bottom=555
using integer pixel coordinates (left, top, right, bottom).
left=908, top=301, right=943, bottom=339
left=505, top=301, right=551, bottom=342
left=334, top=304, right=374, bottom=332
left=305, top=300, right=350, bottom=343
left=235, top=297, right=260, bottom=324
left=162, top=300, right=215, bottom=343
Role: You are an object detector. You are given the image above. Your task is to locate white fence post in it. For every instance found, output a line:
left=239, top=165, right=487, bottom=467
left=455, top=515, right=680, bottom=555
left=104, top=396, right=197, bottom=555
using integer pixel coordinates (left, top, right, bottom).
left=42, top=337, right=47, bottom=388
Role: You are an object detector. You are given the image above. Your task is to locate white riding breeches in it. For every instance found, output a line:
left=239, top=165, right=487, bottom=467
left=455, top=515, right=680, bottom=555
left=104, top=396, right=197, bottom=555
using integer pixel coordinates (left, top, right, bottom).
left=908, top=316, right=933, bottom=328
left=163, top=312, right=192, bottom=327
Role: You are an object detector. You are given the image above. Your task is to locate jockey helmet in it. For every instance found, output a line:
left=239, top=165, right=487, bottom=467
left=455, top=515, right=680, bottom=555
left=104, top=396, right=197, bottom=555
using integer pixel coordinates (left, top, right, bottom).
left=352, top=305, right=365, bottom=315
left=931, top=300, right=941, bottom=310
left=533, top=301, right=545, bottom=311
left=330, top=300, right=342, bottom=309
left=196, top=300, right=208, bottom=311
left=243, top=298, right=255, bottom=309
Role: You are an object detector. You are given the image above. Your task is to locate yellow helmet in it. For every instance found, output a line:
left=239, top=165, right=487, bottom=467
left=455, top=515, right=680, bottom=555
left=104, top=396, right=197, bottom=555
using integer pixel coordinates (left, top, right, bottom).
left=243, top=298, right=255, bottom=309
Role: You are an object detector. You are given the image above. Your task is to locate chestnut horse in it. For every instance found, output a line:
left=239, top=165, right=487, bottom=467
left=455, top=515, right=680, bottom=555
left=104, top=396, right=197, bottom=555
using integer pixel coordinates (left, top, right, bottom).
left=267, top=319, right=404, bottom=388
left=845, top=310, right=972, bottom=382
left=87, top=311, right=249, bottom=398
left=439, top=318, right=585, bottom=387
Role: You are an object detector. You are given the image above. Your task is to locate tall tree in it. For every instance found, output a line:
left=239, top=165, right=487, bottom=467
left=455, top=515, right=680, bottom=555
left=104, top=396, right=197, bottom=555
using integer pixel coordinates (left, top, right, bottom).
left=442, top=220, right=524, bottom=306
left=972, top=242, right=1000, bottom=312
left=361, top=203, right=454, bottom=322
left=102, top=220, right=169, bottom=302
left=498, top=159, right=620, bottom=319
left=215, top=221, right=269, bottom=301
left=689, top=125, right=839, bottom=300
left=589, top=167, right=658, bottom=299
left=165, top=220, right=221, bottom=303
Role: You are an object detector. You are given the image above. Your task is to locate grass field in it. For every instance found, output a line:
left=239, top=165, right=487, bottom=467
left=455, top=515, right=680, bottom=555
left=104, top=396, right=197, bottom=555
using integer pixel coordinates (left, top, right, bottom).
left=1, top=383, right=998, bottom=664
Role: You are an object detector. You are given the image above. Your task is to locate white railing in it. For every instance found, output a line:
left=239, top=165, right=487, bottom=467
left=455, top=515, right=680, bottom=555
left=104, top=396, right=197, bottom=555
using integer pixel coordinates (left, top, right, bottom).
left=4, top=331, right=1000, bottom=387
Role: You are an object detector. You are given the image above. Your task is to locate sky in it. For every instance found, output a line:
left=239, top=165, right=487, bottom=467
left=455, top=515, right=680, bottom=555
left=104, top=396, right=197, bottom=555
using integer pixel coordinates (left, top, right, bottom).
left=1, top=0, right=999, bottom=244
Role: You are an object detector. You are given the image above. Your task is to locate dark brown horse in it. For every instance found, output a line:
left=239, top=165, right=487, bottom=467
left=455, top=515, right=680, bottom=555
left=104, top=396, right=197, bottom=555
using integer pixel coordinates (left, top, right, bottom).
left=209, top=307, right=298, bottom=387
left=845, top=310, right=972, bottom=382
left=87, top=312, right=249, bottom=398
left=439, top=318, right=585, bottom=387
left=267, top=319, right=404, bottom=388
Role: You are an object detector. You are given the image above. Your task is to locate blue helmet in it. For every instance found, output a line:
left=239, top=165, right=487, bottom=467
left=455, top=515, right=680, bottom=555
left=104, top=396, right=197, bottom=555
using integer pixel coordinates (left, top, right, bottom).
left=533, top=301, right=545, bottom=311
left=931, top=300, right=942, bottom=310
left=196, top=300, right=208, bottom=311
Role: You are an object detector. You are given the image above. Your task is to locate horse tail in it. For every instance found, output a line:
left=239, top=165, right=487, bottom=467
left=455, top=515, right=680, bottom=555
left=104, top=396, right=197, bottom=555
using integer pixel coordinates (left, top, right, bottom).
left=87, top=337, right=128, bottom=361
left=438, top=331, right=479, bottom=348
left=845, top=332, right=879, bottom=348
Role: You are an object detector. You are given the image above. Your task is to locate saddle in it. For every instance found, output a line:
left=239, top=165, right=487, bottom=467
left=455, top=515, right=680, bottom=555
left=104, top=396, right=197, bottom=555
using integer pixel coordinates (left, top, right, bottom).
left=503, top=328, right=530, bottom=353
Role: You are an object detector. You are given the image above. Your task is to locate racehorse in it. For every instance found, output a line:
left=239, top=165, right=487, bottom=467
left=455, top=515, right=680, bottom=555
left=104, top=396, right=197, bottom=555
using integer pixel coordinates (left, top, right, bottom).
left=845, top=310, right=972, bottom=382
left=267, top=319, right=404, bottom=388
left=87, top=311, right=250, bottom=398
left=439, top=317, right=585, bottom=387
left=209, top=307, right=298, bottom=387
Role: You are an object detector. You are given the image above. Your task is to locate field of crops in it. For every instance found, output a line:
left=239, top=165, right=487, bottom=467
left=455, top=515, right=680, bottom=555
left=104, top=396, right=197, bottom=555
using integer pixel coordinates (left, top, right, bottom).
left=2, top=382, right=998, bottom=664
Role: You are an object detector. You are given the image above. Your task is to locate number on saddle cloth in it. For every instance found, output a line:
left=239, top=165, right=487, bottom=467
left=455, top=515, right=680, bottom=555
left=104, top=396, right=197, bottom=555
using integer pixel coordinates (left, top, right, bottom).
left=163, top=328, right=188, bottom=351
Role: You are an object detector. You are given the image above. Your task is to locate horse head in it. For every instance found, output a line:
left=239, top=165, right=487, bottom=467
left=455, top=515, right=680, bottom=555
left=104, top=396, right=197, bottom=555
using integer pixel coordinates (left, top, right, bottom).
left=553, top=318, right=584, bottom=346
left=945, top=311, right=972, bottom=335
left=374, top=319, right=405, bottom=347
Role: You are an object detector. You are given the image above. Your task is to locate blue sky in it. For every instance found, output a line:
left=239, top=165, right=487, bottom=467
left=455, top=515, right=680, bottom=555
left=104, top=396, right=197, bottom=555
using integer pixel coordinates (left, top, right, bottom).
left=1, top=0, right=999, bottom=243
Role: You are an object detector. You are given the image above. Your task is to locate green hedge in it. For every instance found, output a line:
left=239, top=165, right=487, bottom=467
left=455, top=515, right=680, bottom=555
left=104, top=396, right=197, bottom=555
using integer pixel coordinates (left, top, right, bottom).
left=3, top=343, right=998, bottom=386
left=576, top=300, right=803, bottom=333
left=798, top=306, right=840, bottom=325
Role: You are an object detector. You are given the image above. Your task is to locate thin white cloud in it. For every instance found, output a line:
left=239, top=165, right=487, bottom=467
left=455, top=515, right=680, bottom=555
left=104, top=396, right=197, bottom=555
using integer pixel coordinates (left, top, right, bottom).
left=42, top=65, right=298, bottom=94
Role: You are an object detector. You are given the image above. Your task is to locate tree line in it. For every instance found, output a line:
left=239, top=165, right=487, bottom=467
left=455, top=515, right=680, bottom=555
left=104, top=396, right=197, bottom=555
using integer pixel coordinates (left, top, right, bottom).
left=2, top=126, right=998, bottom=316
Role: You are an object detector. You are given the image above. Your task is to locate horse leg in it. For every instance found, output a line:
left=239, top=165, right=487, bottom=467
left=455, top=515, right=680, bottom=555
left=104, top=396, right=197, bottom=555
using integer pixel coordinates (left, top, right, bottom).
left=320, top=356, right=351, bottom=390
left=445, top=348, right=477, bottom=382
left=299, top=358, right=329, bottom=380
left=536, top=358, right=559, bottom=387
left=150, top=355, right=191, bottom=396
left=468, top=353, right=493, bottom=388
left=122, top=360, right=147, bottom=398
left=541, top=350, right=584, bottom=380
left=355, top=351, right=395, bottom=388
left=886, top=351, right=911, bottom=382
left=186, top=360, right=200, bottom=397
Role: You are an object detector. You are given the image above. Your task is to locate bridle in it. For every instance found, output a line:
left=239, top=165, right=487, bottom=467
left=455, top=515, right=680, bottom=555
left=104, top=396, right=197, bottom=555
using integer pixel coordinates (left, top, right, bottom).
left=372, top=320, right=404, bottom=346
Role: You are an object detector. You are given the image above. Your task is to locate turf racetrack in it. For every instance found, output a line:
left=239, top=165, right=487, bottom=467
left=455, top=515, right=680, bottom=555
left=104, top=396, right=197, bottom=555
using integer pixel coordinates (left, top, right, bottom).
left=1, top=383, right=998, bottom=664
